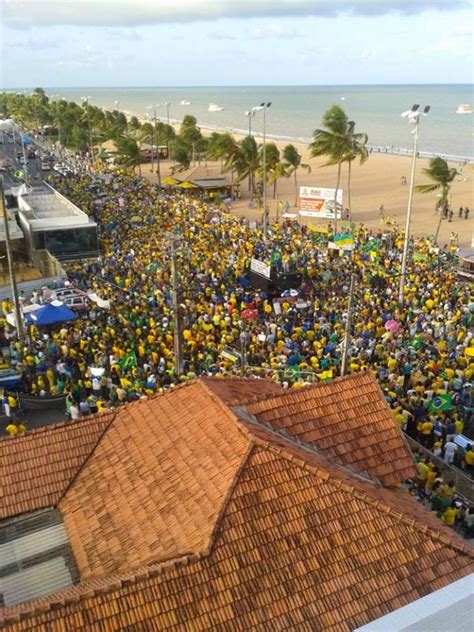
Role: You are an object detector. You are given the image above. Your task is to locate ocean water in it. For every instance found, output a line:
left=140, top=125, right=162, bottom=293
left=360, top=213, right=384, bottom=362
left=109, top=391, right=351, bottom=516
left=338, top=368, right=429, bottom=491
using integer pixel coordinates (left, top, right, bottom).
left=48, top=85, right=473, bottom=158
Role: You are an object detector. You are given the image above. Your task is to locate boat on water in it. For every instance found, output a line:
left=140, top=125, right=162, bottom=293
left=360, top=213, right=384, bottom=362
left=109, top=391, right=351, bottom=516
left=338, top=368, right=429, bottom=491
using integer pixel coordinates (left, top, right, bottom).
left=456, top=104, right=472, bottom=114
left=180, top=100, right=192, bottom=106
left=208, top=103, right=224, bottom=112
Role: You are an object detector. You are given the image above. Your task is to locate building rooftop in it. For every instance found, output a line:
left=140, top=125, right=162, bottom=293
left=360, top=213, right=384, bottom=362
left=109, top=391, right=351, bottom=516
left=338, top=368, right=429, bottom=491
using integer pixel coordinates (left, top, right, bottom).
left=1, top=374, right=472, bottom=631
left=17, top=183, right=96, bottom=231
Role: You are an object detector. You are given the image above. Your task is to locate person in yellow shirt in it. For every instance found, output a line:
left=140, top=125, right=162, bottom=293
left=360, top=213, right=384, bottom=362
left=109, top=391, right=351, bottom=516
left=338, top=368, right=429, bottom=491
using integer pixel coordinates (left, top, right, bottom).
left=440, top=481, right=455, bottom=500
left=421, top=420, right=433, bottom=448
left=416, top=459, right=429, bottom=489
left=464, top=445, right=474, bottom=475
left=6, top=421, right=18, bottom=437
left=442, top=502, right=458, bottom=527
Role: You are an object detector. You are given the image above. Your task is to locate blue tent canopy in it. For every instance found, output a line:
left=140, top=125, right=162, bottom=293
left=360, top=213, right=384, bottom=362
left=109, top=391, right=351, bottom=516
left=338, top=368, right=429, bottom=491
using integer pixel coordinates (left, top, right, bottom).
left=25, top=303, right=77, bottom=326
left=22, top=134, right=32, bottom=145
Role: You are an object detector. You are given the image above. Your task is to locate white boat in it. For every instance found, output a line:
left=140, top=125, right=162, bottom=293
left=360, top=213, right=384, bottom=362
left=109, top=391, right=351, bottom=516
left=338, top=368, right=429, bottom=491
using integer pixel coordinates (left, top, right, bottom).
left=180, top=100, right=192, bottom=106
left=456, top=104, right=472, bottom=114
left=208, top=103, right=224, bottom=112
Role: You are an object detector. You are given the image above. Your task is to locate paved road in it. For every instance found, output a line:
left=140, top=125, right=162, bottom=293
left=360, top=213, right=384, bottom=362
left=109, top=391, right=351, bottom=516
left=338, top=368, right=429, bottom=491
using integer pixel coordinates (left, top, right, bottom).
left=0, top=407, right=69, bottom=436
left=1, top=131, right=51, bottom=189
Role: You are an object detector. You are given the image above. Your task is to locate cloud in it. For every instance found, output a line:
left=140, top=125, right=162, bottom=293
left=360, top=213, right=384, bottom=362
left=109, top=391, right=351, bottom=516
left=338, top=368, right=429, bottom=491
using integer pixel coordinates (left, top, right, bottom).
left=3, top=0, right=469, bottom=29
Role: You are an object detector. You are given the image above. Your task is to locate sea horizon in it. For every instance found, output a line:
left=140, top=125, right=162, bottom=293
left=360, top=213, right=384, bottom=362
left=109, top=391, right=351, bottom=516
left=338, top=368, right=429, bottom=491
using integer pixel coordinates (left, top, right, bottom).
left=4, top=84, right=474, bottom=158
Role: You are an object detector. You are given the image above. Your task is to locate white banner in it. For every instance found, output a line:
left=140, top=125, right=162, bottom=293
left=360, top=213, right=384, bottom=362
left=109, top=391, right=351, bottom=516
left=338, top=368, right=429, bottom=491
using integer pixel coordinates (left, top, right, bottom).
left=299, top=186, right=343, bottom=219
left=250, top=258, right=271, bottom=279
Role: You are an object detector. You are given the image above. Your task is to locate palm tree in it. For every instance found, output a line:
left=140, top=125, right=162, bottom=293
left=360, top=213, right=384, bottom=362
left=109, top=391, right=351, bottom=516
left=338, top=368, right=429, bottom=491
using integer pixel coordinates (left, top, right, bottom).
left=344, top=126, right=369, bottom=220
left=262, top=143, right=287, bottom=200
left=114, top=136, right=143, bottom=175
left=169, top=138, right=191, bottom=173
left=309, top=105, right=353, bottom=233
left=234, top=136, right=260, bottom=194
left=205, top=132, right=238, bottom=191
left=282, top=144, right=312, bottom=207
left=416, top=157, right=460, bottom=244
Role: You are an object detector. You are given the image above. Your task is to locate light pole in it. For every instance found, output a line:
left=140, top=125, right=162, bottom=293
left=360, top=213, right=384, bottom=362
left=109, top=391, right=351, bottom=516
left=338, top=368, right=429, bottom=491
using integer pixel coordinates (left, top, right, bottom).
left=398, top=104, right=431, bottom=305
left=341, top=274, right=356, bottom=377
left=244, top=110, right=256, bottom=137
left=164, top=102, right=171, bottom=159
left=0, top=177, right=24, bottom=340
left=81, top=96, right=94, bottom=162
left=252, top=102, right=272, bottom=241
left=147, top=104, right=161, bottom=185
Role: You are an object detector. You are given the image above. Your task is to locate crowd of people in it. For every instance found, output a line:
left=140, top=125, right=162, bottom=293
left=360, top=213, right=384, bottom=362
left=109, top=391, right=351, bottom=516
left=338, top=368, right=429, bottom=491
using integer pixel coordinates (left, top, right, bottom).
left=1, top=167, right=473, bottom=525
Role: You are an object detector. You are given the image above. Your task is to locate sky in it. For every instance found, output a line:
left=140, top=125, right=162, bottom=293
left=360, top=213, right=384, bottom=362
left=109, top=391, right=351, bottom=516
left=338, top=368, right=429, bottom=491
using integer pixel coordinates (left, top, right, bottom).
left=0, top=0, right=473, bottom=88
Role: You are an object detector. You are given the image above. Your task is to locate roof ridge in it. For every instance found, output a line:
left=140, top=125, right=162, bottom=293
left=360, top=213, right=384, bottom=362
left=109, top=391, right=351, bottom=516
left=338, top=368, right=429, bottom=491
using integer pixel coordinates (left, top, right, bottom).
left=206, top=442, right=256, bottom=555
left=235, top=407, right=382, bottom=486
left=55, top=409, right=118, bottom=507
left=253, top=438, right=473, bottom=559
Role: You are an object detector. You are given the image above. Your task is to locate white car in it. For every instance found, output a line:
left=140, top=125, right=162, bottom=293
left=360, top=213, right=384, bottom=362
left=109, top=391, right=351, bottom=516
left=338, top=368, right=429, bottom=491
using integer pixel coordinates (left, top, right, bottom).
left=41, top=162, right=51, bottom=171
left=62, top=295, right=90, bottom=313
left=52, top=287, right=87, bottom=301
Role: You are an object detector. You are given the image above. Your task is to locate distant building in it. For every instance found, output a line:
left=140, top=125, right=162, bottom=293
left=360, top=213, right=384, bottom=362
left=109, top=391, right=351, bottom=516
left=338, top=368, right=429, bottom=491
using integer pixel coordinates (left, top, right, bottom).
left=1, top=372, right=472, bottom=630
left=16, top=183, right=98, bottom=261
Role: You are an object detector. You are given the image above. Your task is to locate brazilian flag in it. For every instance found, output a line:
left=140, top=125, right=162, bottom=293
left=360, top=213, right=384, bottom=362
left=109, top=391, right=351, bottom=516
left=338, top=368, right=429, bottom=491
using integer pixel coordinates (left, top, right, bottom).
left=119, top=351, right=138, bottom=370
left=271, top=250, right=281, bottom=264
left=362, top=238, right=381, bottom=253
left=13, top=169, right=25, bottom=181
left=429, top=394, right=453, bottom=412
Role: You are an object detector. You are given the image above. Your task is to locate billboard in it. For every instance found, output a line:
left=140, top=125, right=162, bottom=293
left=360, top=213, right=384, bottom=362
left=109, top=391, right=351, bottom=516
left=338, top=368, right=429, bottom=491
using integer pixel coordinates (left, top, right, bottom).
left=299, top=186, right=343, bottom=219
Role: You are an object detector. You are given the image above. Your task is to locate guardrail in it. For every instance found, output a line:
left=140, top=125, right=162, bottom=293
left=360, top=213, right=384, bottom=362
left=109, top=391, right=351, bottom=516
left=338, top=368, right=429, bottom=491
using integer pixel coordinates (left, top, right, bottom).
left=404, top=434, right=474, bottom=502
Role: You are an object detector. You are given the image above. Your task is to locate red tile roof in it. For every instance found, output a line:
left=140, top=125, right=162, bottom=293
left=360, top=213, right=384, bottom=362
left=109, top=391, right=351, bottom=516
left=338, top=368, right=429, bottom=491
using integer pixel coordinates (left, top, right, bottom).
left=1, top=434, right=472, bottom=631
left=201, top=375, right=282, bottom=405
left=58, top=383, right=249, bottom=578
left=1, top=376, right=472, bottom=631
left=244, top=371, right=416, bottom=485
left=0, top=412, right=116, bottom=520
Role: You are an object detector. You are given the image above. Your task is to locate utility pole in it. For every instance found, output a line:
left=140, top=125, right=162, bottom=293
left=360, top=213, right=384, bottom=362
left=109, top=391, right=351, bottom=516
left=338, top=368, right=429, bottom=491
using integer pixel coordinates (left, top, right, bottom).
left=0, top=178, right=24, bottom=340
left=239, top=331, right=247, bottom=377
left=340, top=273, right=356, bottom=377
left=170, top=237, right=183, bottom=376
left=398, top=104, right=430, bottom=305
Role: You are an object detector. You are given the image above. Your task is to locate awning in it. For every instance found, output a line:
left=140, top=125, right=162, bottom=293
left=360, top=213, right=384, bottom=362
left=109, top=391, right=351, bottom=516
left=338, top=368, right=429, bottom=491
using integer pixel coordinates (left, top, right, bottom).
left=178, top=181, right=198, bottom=189
left=162, top=177, right=179, bottom=186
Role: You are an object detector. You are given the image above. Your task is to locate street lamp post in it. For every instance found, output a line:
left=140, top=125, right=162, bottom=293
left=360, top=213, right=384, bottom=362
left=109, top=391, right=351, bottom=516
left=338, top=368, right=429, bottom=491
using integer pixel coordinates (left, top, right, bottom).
left=147, top=104, right=161, bottom=186
left=398, top=104, right=430, bottom=305
left=244, top=110, right=256, bottom=137
left=164, top=102, right=171, bottom=159
left=252, top=102, right=272, bottom=241
left=81, top=96, right=94, bottom=162
left=0, top=178, right=24, bottom=340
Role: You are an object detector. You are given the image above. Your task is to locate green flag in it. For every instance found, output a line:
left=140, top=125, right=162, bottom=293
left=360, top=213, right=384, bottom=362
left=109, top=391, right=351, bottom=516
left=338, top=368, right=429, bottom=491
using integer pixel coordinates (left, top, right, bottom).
left=271, top=250, right=281, bottom=264
left=119, top=351, right=138, bottom=370
left=428, top=394, right=452, bottom=412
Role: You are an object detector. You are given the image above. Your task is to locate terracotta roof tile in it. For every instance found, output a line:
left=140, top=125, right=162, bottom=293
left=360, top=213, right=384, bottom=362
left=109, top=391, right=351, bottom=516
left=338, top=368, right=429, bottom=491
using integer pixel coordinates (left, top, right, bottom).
left=1, top=377, right=472, bottom=631
left=245, top=371, right=417, bottom=485
left=3, top=435, right=472, bottom=632
left=201, top=375, right=282, bottom=405
left=58, top=382, right=249, bottom=579
left=0, top=412, right=116, bottom=519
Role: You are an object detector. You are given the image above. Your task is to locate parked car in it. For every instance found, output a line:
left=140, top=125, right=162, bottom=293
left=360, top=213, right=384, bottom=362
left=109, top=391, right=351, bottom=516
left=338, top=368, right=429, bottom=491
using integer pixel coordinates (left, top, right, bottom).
left=52, top=288, right=87, bottom=301
left=63, top=295, right=90, bottom=313
left=41, top=162, right=51, bottom=171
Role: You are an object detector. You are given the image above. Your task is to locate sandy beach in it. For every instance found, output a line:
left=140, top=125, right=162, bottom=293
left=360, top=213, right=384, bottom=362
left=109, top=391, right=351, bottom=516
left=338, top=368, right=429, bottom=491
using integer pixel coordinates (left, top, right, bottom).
left=133, top=125, right=473, bottom=248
